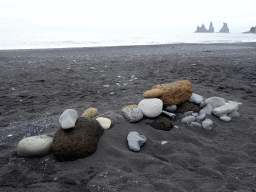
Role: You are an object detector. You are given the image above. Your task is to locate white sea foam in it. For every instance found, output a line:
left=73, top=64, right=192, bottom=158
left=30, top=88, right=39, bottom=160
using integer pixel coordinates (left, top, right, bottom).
left=0, top=28, right=255, bottom=50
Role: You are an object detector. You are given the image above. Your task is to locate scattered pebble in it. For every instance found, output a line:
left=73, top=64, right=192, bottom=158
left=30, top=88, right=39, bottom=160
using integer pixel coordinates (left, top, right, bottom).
left=127, top=132, right=147, bottom=152
left=202, top=119, right=213, bottom=130
left=161, top=141, right=168, bottom=145
left=96, top=117, right=112, bottom=129
left=191, top=122, right=202, bottom=127
left=122, top=107, right=143, bottom=123
left=220, top=116, right=231, bottom=122
left=165, top=105, right=177, bottom=112
left=189, top=93, right=204, bottom=104
left=181, top=116, right=196, bottom=123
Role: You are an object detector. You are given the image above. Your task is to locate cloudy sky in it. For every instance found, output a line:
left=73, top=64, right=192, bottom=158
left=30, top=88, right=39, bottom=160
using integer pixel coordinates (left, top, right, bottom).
left=0, top=0, right=255, bottom=33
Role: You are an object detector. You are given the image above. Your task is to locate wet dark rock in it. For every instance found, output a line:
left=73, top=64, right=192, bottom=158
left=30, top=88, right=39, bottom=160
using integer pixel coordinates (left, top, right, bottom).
left=176, top=102, right=200, bottom=113
left=145, top=116, right=173, bottom=131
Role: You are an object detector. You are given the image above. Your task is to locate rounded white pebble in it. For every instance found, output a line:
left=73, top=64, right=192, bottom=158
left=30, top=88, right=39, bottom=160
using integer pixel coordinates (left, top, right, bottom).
left=96, top=117, right=112, bottom=129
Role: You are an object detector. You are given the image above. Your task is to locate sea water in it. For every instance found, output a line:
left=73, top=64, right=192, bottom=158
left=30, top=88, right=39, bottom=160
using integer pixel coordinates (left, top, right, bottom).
left=0, top=28, right=255, bottom=50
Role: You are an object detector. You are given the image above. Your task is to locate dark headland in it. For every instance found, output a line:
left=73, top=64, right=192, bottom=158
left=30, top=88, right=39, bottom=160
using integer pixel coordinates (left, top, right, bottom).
left=0, top=43, right=256, bottom=191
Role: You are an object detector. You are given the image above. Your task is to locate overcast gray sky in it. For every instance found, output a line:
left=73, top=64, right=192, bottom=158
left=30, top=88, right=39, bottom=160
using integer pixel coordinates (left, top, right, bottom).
left=0, top=0, right=255, bottom=33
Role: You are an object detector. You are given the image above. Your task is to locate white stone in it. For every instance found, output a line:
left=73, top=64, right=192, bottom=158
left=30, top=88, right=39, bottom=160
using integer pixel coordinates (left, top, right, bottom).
left=17, top=135, right=53, bottom=157
left=191, top=122, right=202, bottom=127
left=96, top=117, right=112, bottom=129
left=205, top=97, right=227, bottom=109
left=192, top=113, right=198, bottom=117
left=138, top=98, right=163, bottom=118
left=181, top=116, right=196, bottom=123
left=59, top=109, right=78, bottom=129
left=189, top=93, right=204, bottom=104
left=212, top=101, right=239, bottom=117
left=199, top=110, right=206, bottom=115
left=161, top=141, right=168, bottom=145
left=165, top=105, right=177, bottom=113
left=227, top=110, right=240, bottom=118
left=122, top=108, right=143, bottom=123
left=220, top=116, right=231, bottom=122
left=127, top=132, right=147, bottom=152
left=202, top=104, right=213, bottom=115
left=161, top=110, right=175, bottom=119
left=202, top=119, right=213, bottom=130
left=196, top=113, right=206, bottom=121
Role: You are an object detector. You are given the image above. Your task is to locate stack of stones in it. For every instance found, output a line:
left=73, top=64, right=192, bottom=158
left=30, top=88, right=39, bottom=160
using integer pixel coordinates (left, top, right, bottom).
left=17, top=108, right=112, bottom=160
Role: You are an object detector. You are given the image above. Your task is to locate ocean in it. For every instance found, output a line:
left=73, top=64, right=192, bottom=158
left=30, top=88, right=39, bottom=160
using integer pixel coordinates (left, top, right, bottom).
left=0, top=28, right=255, bottom=50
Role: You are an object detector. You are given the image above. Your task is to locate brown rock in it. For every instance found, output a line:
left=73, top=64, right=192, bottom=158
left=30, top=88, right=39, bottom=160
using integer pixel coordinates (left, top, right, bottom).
left=146, top=116, right=173, bottom=131
left=52, top=117, right=104, bottom=161
left=176, top=102, right=200, bottom=113
left=122, top=105, right=138, bottom=110
left=81, top=108, right=98, bottom=118
left=143, top=80, right=193, bottom=105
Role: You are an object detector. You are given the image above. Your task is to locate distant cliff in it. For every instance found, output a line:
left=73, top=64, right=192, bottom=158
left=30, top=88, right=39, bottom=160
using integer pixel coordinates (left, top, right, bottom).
left=219, top=23, right=229, bottom=33
left=243, top=26, right=256, bottom=34
left=195, top=22, right=214, bottom=33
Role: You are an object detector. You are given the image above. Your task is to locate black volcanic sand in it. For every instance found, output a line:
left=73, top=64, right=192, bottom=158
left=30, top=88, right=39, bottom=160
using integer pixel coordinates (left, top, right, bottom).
left=0, top=43, right=256, bottom=192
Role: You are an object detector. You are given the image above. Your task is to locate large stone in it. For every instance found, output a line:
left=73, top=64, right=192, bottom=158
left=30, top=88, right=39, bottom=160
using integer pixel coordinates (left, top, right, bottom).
left=143, top=80, right=193, bottom=105
left=52, top=117, right=104, bottom=161
left=176, top=102, right=200, bottom=114
left=189, top=93, right=203, bottom=104
left=146, top=116, right=173, bottom=131
left=138, top=98, right=163, bottom=118
left=205, top=97, right=227, bottom=109
left=17, top=135, right=53, bottom=157
left=81, top=108, right=98, bottom=118
left=212, top=101, right=239, bottom=117
left=122, top=107, right=143, bottom=123
left=59, top=109, right=78, bottom=129
left=202, top=103, right=213, bottom=115
left=127, top=132, right=147, bottom=152
left=96, top=117, right=111, bottom=129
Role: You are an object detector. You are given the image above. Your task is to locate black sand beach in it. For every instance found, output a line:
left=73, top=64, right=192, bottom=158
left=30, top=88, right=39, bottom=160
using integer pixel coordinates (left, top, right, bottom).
left=0, top=43, right=256, bottom=191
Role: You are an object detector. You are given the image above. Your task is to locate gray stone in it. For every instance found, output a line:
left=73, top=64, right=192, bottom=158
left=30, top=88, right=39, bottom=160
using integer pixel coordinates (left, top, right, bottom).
left=205, top=97, right=227, bottom=109
left=161, top=110, right=176, bottom=119
left=200, top=101, right=207, bottom=108
left=199, top=110, right=206, bottom=115
left=212, top=101, right=239, bottom=117
left=202, top=119, right=213, bottom=130
left=183, top=111, right=193, bottom=117
left=122, top=108, right=144, bottom=123
left=181, top=116, right=196, bottom=123
left=202, top=104, right=213, bottom=115
left=220, top=116, right=231, bottom=122
left=192, top=113, right=198, bottom=117
left=165, top=105, right=177, bottom=113
left=59, top=109, right=78, bottom=129
left=17, top=134, right=53, bottom=157
left=189, top=93, right=204, bottom=104
left=228, top=110, right=240, bottom=118
left=138, top=98, right=163, bottom=118
left=196, top=113, right=206, bottom=121
left=127, top=132, right=147, bottom=152
left=191, top=122, right=202, bottom=127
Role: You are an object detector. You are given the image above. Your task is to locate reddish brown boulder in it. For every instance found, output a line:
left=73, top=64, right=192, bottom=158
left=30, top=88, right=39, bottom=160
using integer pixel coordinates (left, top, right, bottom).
left=143, top=80, right=193, bottom=105
left=52, top=117, right=104, bottom=161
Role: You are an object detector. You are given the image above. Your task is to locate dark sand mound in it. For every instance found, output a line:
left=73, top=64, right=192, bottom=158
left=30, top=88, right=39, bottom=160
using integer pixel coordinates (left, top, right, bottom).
left=0, top=43, right=256, bottom=191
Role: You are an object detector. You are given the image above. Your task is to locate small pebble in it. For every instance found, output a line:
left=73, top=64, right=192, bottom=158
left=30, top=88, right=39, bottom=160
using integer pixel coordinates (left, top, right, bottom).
left=181, top=116, right=196, bottom=123
left=220, top=116, right=231, bottom=122
left=127, top=132, right=147, bottom=152
left=202, top=119, right=213, bottom=130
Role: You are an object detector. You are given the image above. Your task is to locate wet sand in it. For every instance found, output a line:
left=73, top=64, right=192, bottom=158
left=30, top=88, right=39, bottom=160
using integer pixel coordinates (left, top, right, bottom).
left=0, top=43, right=256, bottom=191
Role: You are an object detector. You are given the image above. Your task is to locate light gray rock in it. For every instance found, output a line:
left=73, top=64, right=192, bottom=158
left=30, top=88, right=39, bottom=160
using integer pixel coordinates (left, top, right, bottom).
left=138, top=98, right=163, bottom=118
left=205, top=97, right=227, bottom=109
left=192, top=113, right=198, bottom=117
left=202, top=104, right=213, bottom=115
left=96, top=117, right=112, bottom=129
left=228, top=110, right=240, bottom=118
left=199, top=110, right=206, bottom=115
left=165, top=105, right=177, bottom=113
left=202, top=119, right=213, bottom=130
left=59, top=109, right=78, bottom=129
left=122, top=108, right=144, bottom=123
left=181, top=116, right=196, bottom=123
left=127, top=132, right=147, bottom=152
left=220, top=116, right=231, bottom=122
left=17, top=135, right=53, bottom=157
left=212, top=101, right=239, bottom=117
left=196, top=113, right=206, bottom=121
left=200, top=101, right=207, bottom=108
left=183, top=111, right=193, bottom=117
left=189, top=93, right=204, bottom=104
left=161, top=110, right=176, bottom=119
left=191, top=122, right=202, bottom=127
